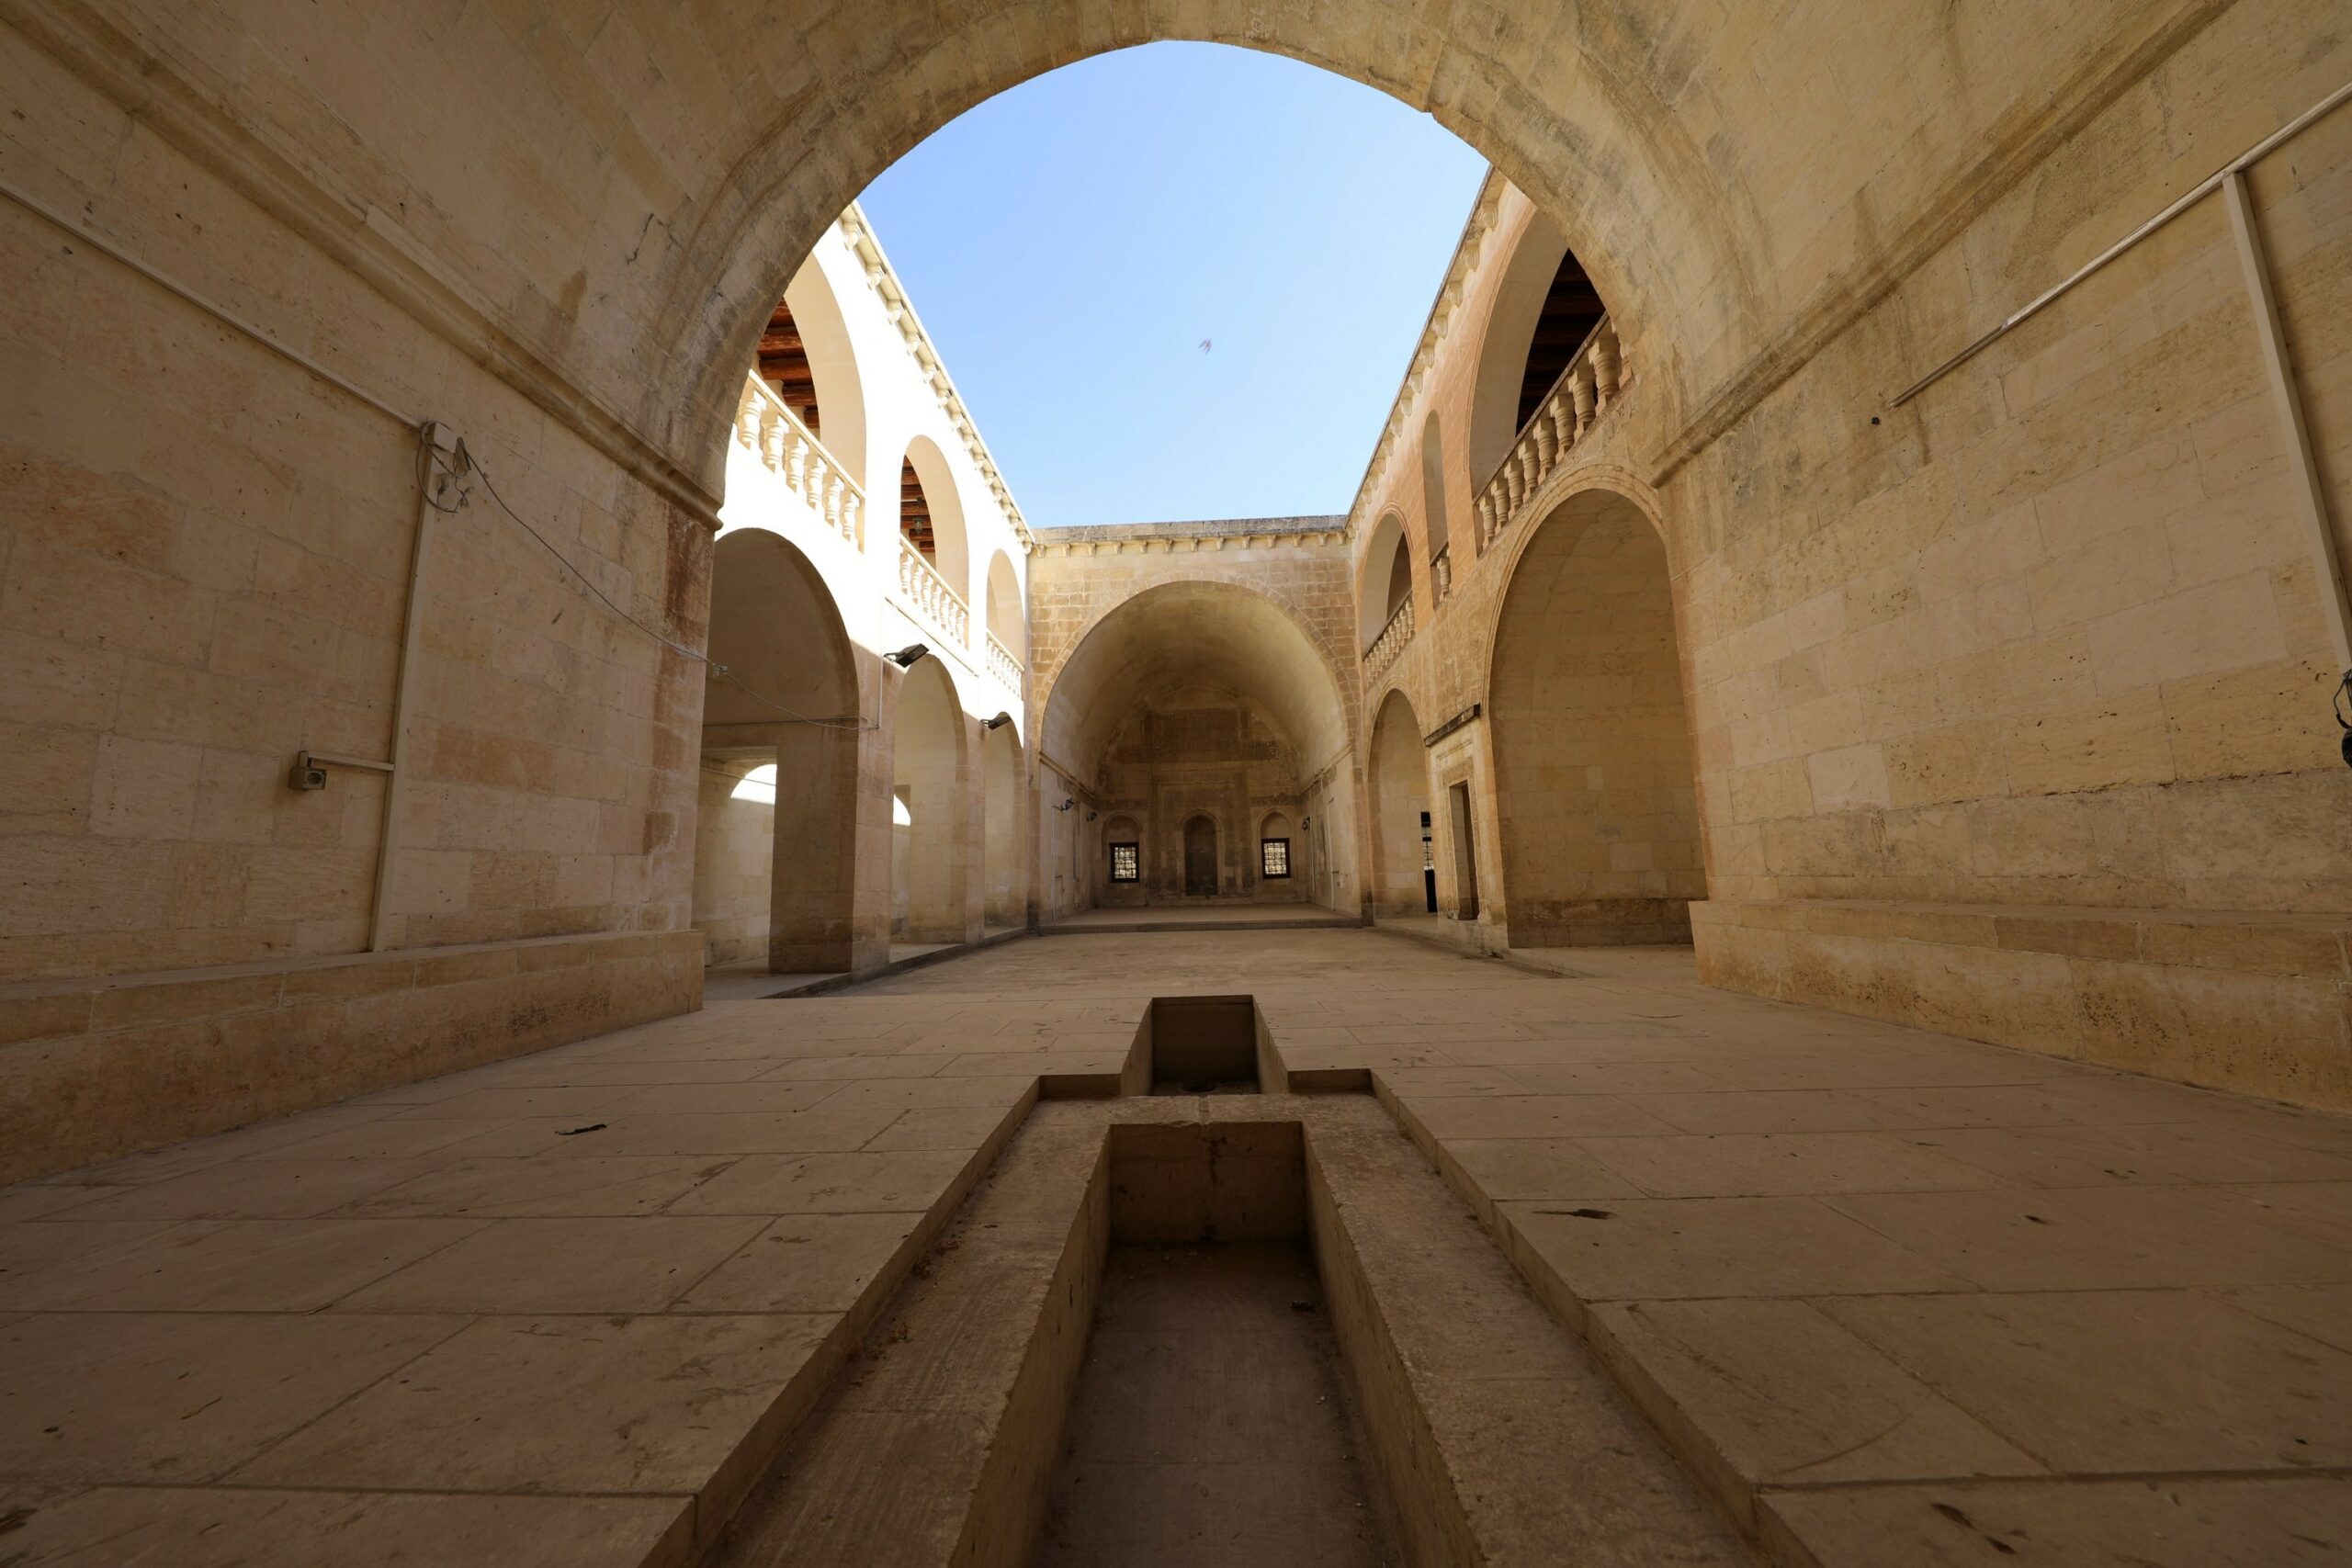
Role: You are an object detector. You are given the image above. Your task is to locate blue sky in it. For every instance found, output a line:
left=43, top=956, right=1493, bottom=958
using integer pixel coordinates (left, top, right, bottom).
left=859, top=42, right=1487, bottom=529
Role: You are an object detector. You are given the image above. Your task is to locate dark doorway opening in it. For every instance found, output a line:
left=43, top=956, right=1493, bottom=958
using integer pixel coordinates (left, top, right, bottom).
left=1420, top=809, right=1437, bottom=913
left=1183, top=815, right=1218, bottom=897
left=1447, top=784, right=1479, bottom=919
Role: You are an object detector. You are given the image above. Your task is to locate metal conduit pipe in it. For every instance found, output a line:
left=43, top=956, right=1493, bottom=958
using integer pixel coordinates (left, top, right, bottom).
left=1886, top=75, right=2352, bottom=719
left=0, top=173, right=456, bottom=950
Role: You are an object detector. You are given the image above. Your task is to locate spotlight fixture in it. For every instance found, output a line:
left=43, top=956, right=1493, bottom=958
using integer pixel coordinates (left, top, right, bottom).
left=886, top=644, right=930, bottom=668
left=1086, top=810, right=1099, bottom=822
left=1054, top=797, right=1076, bottom=812
left=1301, top=816, right=1312, bottom=829
left=984, top=711, right=1013, bottom=730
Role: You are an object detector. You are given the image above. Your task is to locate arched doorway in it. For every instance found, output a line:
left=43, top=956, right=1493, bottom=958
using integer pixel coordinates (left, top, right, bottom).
left=1182, top=815, right=1219, bottom=898
left=695, top=529, right=868, bottom=972
left=892, top=656, right=972, bottom=943
left=982, top=718, right=1024, bottom=929
left=1487, top=488, right=1704, bottom=947
left=1367, top=689, right=1431, bottom=918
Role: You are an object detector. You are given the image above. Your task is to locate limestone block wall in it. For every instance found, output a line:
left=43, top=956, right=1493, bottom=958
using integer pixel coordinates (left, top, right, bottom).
left=1346, top=16, right=2352, bottom=1104
left=0, top=17, right=712, bottom=1174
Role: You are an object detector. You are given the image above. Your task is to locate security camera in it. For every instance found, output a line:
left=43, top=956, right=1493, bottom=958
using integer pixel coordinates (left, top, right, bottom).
left=984, top=712, right=1013, bottom=729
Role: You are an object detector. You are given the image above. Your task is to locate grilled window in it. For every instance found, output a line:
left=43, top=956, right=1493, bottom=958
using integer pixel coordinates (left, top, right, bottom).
left=1261, top=838, right=1291, bottom=879
left=1109, top=842, right=1140, bottom=882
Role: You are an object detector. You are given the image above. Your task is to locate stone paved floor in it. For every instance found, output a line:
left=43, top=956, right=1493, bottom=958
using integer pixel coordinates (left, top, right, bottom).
left=2, top=927, right=2349, bottom=1564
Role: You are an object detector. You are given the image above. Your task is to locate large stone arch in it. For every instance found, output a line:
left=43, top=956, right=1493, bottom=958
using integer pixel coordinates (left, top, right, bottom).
left=1485, top=483, right=1706, bottom=947
left=661, top=17, right=1765, bottom=492
left=1038, top=580, right=1354, bottom=779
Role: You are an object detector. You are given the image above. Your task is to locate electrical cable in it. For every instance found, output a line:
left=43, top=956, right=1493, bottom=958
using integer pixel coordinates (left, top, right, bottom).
left=8, top=172, right=887, bottom=738
left=461, top=447, right=874, bottom=731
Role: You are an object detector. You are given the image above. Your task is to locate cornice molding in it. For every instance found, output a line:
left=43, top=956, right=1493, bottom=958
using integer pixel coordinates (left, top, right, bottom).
left=1335, top=170, right=1508, bottom=548
left=836, top=203, right=1036, bottom=553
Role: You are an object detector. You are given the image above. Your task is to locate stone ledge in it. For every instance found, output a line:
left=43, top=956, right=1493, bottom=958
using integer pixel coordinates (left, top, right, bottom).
left=0, top=931, right=705, bottom=1182
left=1692, top=898, right=2352, bottom=1110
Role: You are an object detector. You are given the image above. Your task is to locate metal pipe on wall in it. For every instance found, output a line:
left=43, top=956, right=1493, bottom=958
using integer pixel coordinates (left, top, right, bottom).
left=2222, top=169, right=2352, bottom=674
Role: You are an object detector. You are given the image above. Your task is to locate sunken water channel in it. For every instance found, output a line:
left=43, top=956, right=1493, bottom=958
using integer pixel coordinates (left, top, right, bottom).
left=702, top=995, right=1742, bottom=1567
left=1036, top=1119, right=1400, bottom=1565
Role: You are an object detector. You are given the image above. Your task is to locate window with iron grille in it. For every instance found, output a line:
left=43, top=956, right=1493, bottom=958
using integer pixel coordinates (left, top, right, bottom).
left=1261, top=838, right=1291, bottom=878
left=1109, top=842, right=1140, bottom=882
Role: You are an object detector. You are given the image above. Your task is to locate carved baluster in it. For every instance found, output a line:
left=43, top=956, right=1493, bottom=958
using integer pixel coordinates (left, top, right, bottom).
left=1547, top=384, right=1576, bottom=457
left=840, top=489, right=862, bottom=547
left=1572, top=361, right=1597, bottom=442
left=1532, top=404, right=1558, bottom=471
left=757, top=402, right=784, bottom=472
left=777, top=427, right=804, bottom=495
left=1591, top=324, right=1620, bottom=410
left=736, top=387, right=762, bottom=449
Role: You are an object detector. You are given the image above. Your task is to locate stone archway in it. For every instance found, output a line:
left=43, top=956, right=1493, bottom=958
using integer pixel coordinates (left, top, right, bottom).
left=982, top=717, right=1025, bottom=928
left=1367, top=689, right=1431, bottom=919
left=893, top=656, right=975, bottom=943
left=698, top=528, right=871, bottom=972
left=1487, top=487, right=1704, bottom=947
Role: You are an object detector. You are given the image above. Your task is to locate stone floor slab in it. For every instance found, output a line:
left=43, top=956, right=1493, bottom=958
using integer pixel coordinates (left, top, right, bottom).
left=1821, top=1289, right=2352, bottom=1472
left=1763, top=1474, right=2352, bottom=1567
left=0, top=1312, right=460, bottom=1483
left=0, top=1485, right=693, bottom=1568
left=338, top=1216, right=767, bottom=1314
left=233, top=1313, right=834, bottom=1499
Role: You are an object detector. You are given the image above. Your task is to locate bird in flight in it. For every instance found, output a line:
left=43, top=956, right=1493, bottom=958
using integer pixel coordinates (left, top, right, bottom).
left=1198, top=337, right=1213, bottom=355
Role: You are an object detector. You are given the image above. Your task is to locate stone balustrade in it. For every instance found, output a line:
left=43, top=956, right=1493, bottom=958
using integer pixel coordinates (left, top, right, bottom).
left=736, top=374, right=865, bottom=549
left=1363, top=595, right=1415, bottom=683
left=1430, top=543, right=1453, bottom=606
left=1474, top=316, right=1623, bottom=551
left=897, top=535, right=970, bottom=648
left=986, top=629, right=1023, bottom=690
